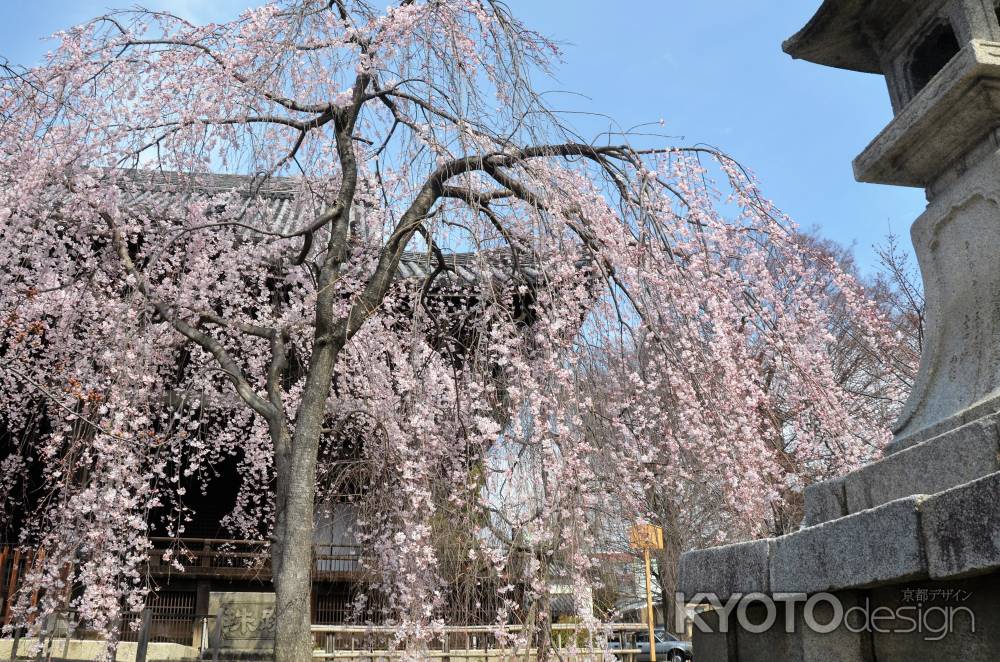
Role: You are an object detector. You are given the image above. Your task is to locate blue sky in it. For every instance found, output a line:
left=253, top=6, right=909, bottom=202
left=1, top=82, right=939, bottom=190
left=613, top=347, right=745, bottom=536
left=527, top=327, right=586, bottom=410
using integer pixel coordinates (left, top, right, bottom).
left=0, top=1, right=926, bottom=273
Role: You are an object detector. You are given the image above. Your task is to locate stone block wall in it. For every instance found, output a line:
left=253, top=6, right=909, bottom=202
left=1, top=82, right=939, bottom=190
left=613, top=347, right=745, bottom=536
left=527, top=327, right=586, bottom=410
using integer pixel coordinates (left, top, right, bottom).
left=679, top=413, right=1000, bottom=662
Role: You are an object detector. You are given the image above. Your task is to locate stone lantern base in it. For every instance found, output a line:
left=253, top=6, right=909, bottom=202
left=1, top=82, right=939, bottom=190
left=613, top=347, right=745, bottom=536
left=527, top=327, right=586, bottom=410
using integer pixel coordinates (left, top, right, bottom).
left=677, top=410, right=1000, bottom=661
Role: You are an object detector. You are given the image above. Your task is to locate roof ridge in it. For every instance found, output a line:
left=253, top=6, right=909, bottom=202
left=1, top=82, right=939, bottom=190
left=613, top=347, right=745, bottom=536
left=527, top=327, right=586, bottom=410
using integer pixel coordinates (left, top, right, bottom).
left=100, top=168, right=548, bottom=286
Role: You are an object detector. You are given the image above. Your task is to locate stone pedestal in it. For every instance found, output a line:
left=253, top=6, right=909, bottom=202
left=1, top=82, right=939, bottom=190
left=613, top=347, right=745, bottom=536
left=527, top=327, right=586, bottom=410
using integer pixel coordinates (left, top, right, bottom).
left=679, top=398, right=1000, bottom=661
left=891, top=145, right=1000, bottom=446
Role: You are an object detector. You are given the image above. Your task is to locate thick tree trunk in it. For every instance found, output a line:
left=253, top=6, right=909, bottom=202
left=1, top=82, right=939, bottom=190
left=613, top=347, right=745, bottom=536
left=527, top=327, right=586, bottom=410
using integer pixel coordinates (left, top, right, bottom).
left=271, top=326, right=341, bottom=661
left=659, top=574, right=676, bottom=635
left=272, top=466, right=317, bottom=662
left=271, top=407, right=328, bottom=662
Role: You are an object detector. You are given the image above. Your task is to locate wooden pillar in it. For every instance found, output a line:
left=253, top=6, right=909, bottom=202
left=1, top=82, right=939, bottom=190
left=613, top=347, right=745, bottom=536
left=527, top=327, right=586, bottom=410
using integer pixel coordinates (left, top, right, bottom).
left=3, top=549, right=21, bottom=626
left=135, top=608, right=152, bottom=662
left=193, top=581, right=211, bottom=649
left=28, top=548, right=45, bottom=626
left=210, top=605, right=225, bottom=662
left=0, top=548, right=7, bottom=621
left=200, top=540, right=212, bottom=569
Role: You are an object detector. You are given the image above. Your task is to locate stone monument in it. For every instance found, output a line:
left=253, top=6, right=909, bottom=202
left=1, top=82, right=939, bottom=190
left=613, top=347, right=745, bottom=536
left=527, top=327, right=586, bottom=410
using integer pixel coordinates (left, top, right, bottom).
left=207, top=592, right=276, bottom=655
left=677, top=1, right=1000, bottom=660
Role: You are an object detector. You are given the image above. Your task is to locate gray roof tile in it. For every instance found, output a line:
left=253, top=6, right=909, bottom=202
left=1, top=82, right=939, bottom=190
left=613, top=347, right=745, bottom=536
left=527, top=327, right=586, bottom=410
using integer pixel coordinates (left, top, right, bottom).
left=114, top=169, right=540, bottom=291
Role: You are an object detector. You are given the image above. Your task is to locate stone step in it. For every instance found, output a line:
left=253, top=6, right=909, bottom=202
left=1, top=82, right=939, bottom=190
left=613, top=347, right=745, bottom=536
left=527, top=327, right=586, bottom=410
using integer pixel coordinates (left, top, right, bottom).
left=887, top=392, right=1000, bottom=454
left=801, top=411, right=1000, bottom=527
left=678, top=470, right=1000, bottom=600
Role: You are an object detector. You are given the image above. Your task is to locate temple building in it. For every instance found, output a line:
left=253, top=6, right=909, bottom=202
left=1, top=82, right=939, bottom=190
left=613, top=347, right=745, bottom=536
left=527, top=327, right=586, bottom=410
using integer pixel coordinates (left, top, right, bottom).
left=0, top=170, right=547, bottom=654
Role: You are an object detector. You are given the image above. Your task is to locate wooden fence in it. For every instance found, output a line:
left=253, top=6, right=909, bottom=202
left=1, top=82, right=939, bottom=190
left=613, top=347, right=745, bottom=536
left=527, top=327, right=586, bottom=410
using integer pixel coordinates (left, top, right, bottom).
left=310, top=623, right=647, bottom=661
left=7, top=618, right=648, bottom=662
left=2, top=542, right=652, bottom=661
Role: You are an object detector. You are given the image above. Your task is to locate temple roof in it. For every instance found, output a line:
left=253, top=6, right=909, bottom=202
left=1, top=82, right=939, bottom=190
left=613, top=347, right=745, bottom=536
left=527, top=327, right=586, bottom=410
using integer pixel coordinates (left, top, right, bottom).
left=112, top=169, right=545, bottom=292
left=783, top=0, right=882, bottom=74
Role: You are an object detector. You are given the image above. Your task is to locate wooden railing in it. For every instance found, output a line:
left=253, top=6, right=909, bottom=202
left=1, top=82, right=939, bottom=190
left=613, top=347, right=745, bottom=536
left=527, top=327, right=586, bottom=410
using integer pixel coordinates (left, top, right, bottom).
left=0, top=538, right=363, bottom=628
left=2, top=539, right=365, bottom=588
left=146, top=537, right=363, bottom=579
left=310, top=623, right=648, bottom=660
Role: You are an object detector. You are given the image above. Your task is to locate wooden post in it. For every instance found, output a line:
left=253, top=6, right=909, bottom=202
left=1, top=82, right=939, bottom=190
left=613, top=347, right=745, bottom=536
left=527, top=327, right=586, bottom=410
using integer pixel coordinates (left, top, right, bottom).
left=0, top=548, right=8, bottom=611
left=630, top=524, right=664, bottom=662
left=37, top=612, right=56, bottom=662
left=200, top=540, right=212, bottom=569
left=193, top=581, right=210, bottom=649
left=4, top=549, right=21, bottom=627
left=210, top=606, right=224, bottom=662
left=60, top=617, right=73, bottom=662
left=28, top=549, right=45, bottom=627
left=643, top=547, right=656, bottom=662
left=56, top=567, right=74, bottom=662
left=135, top=609, right=152, bottom=662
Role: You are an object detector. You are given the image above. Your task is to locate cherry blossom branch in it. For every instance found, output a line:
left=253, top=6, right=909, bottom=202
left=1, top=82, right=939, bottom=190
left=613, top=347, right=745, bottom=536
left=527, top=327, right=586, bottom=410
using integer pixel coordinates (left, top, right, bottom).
left=3, top=365, right=131, bottom=442
left=100, top=210, right=281, bottom=426
left=104, top=31, right=335, bottom=115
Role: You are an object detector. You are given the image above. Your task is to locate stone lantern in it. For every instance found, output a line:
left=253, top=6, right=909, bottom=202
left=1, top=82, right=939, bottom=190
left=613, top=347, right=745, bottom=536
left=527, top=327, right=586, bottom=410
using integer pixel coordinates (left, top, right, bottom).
left=676, top=2, right=1000, bottom=661
left=786, top=0, right=1000, bottom=447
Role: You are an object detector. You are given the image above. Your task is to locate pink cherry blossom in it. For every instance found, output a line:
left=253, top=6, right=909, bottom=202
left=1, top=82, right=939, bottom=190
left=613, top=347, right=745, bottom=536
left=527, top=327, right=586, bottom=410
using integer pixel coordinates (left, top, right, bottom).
left=0, top=2, right=912, bottom=659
